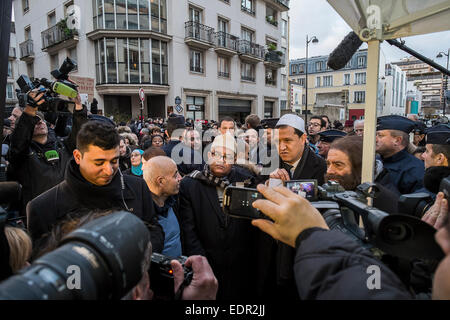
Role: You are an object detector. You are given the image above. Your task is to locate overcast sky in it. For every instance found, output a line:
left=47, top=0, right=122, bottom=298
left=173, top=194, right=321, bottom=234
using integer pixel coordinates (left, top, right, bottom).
left=289, top=0, right=450, bottom=67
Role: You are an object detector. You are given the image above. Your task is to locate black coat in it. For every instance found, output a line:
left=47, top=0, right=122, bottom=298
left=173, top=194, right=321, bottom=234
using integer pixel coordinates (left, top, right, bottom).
left=293, top=228, right=413, bottom=299
left=162, top=140, right=204, bottom=176
left=27, top=159, right=164, bottom=255
left=8, top=107, right=87, bottom=211
left=178, top=166, right=265, bottom=300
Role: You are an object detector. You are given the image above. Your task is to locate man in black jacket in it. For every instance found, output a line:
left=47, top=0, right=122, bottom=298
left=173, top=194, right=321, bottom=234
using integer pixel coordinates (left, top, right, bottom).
left=251, top=184, right=414, bottom=299
left=8, top=89, right=87, bottom=213
left=27, top=120, right=164, bottom=255
left=178, top=133, right=264, bottom=300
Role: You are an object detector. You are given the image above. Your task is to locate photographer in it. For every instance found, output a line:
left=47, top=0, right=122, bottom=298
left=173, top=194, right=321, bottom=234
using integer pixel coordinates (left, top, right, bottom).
left=251, top=185, right=415, bottom=299
left=7, top=89, right=87, bottom=213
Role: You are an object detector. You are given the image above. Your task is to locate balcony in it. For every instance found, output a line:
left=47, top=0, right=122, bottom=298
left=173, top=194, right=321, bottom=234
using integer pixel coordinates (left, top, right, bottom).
left=185, top=21, right=215, bottom=50
left=264, top=50, right=285, bottom=68
left=214, top=32, right=238, bottom=56
left=263, top=0, right=290, bottom=11
left=241, top=5, right=256, bottom=16
left=218, top=71, right=230, bottom=78
left=237, top=40, right=265, bottom=63
left=190, top=65, right=204, bottom=74
left=241, top=75, right=255, bottom=82
left=19, top=39, right=34, bottom=63
left=9, top=47, right=16, bottom=60
left=41, top=24, right=79, bottom=54
left=266, top=16, right=278, bottom=27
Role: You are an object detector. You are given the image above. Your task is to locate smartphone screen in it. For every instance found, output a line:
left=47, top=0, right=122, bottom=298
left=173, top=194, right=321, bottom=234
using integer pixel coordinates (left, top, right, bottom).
left=223, top=187, right=265, bottom=219
left=285, top=180, right=318, bottom=201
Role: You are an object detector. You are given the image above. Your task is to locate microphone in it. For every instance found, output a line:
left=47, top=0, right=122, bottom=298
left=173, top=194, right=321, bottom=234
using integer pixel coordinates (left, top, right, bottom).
left=327, top=31, right=363, bottom=71
left=0, top=182, right=21, bottom=205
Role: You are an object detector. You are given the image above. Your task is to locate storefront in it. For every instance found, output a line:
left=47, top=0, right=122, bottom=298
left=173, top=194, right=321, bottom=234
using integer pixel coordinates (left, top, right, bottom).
left=218, top=98, right=251, bottom=123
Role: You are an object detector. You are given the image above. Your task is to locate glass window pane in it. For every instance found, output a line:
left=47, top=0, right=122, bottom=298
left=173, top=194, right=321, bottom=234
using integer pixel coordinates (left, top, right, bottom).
left=116, top=0, right=126, bottom=28
left=128, top=0, right=138, bottom=29
left=106, top=38, right=117, bottom=83
left=152, top=39, right=161, bottom=84
left=129, top=39, right=140, bottom=83
left=139, top=0, right=149, bottom=29
left=99, top=39, right=105, bottom=83
left=117, top=38, right=128, bottom=83
left=95, top=40, right=100, bottom=83
left=105, top=0, right=114, bottom=12
left=161, top=41, right=167, bottom=84
left=140, top=39, right=150, bottom=83
left=151, top=0, right=159, bottom=31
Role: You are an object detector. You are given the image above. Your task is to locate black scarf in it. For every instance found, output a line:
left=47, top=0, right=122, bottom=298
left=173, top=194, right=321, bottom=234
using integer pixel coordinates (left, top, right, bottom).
left=423, top=166, right=450, bottom=194
left=188, top=164, right=232, bottom=189
left=154, top=196, right=176, bottom=218
left=65, top=159, right=125, bottom=210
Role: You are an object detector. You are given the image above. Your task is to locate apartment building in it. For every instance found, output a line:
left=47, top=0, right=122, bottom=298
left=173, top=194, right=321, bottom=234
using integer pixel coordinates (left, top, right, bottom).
left=6, top=20, right=19, bottom=114
left=392, top=56, right=443, bottom=117
left=289, top=49, right=385, bottom=121
left=13, top=0, right=289, bottom=123
left=381, top=63, right=407, bottom=116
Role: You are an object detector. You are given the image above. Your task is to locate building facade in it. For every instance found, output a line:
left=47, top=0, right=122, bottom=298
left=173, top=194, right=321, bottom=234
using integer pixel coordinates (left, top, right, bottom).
left=6, top=20, right=19, bottom=114
left=13, top=0, right=289, bottom=123
left=392, top=56, right=443, bottom=117
left=289, top=49, right=388, bottom=122
left=381, top=63, right=407, bottom=116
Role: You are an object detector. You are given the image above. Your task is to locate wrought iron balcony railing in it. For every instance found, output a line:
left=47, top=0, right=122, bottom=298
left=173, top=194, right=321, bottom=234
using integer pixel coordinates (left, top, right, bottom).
left=265, top=50, right=285, bottom=65
left=237, top=40, right=265, bottom=60
left=41, top=23, right=78, bottom=50
left=241, top=75, right=255, bottom=82
left=215, top=31, right=238, bottom=51
left=185, top=21, right=215, bottom=44
left=19, top=39, right=34, bottom=58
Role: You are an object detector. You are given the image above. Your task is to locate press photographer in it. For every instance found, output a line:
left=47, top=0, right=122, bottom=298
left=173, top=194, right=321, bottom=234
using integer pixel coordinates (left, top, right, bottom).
left=250, top=184, right=450, bottom=299
left=7, top=58, right=87, bottom=213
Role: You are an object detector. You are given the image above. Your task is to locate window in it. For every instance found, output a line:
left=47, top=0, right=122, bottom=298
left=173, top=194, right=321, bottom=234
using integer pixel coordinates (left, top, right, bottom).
left=190, top=50, right=203, bottom=73
left=281, top=19, right=287, bottom=38
left=298, top=78, right=305, bottom=87
left=302, top=94, right=306, bottom=105
left=186, top=96, right=205, bottom=120
left=355, top=72, right=366, bottom=85
left=316, top=77, right=321, bottom=87
left=299, top=63, right=305, bottom=73
left=7, top=61, right=12, bottom=78
left=218, top=56, right=230, bottom=78
left=241, top=63, right=255, bottom=82
left=24, top=26, right=31, bottom=40
left=280, top=100, right=287, bottom=110
left=266, top=6, right=278, bottom=27
left=6, top=84, right=14, bottom=100
left=47, top=11, right=56, bottom=27
left=358, top=56, right=366, bottom=68
left=266, top=68, right=277, bottom=86
left=218, top=17, right=228, bottom=33
left=323, top=75, right=333, bottom=87
left=344, top=74, right=350, bottom=85
left=22, top=0, right=29, bottom=13
left=189, top=6, right=202, bottom=23
left=281, top=74, right=287, bottom=91
left=241, top=27, right=253, bottom=43
left=241, top=0, right=255, bottom=15
left=291, top=64, right=297, bottom=74
left=354, top=91, right=365, bottom=103
left=315, top=61, right=323, bottom=71
left=50, top=54, right=59, bottom=71
left=295, top=93, right=299, bottom=104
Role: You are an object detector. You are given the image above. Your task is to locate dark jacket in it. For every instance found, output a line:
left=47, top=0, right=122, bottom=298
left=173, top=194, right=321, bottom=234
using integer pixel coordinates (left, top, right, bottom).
left=27, top=159, right=164, bottom=255
left=8, top=108, right=87, bottom=211
left=162, top=140, right=204, bottom=176
left=293, top=228, right=413, bottom=299
left=381, top=149, right=426, bottom=195
left=178, top=166, right=264, bottom=300
left=119, top=146, right=132, bottom=172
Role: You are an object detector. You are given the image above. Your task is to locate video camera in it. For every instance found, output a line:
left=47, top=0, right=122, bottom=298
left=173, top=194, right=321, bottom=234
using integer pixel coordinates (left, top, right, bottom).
left=223, top=181, right=444, bottom=261
left=0, top=211, right=150, bottom=300
left=16, top=57, right=78, bottom=114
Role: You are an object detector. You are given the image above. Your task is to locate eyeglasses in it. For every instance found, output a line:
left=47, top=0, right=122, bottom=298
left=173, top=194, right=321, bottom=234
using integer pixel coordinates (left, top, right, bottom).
left=212, top=152, right=234, bottom=162
left=308, top=122, right=321, bottom=128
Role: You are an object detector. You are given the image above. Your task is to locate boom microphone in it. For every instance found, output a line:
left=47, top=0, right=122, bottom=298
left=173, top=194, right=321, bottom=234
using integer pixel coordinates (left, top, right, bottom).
left=327, top=31, right=363, bottom=71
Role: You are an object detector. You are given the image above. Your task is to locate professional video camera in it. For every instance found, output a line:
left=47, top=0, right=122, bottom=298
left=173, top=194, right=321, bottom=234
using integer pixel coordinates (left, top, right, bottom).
left=16, top=57, right=79, bottom=114
left=150, top=253, right=193, bottom=300
left=0, top=211, right=150, bottom=300
left=398, top=176, right=450, bottom=218
left=223, top=180, right=444, bottom=261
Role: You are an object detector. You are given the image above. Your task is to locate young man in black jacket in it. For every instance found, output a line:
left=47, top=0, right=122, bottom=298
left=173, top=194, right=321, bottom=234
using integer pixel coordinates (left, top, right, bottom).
left=27, top=120, right=164, bottom=255
left=7, top=89, right=87, bottom=213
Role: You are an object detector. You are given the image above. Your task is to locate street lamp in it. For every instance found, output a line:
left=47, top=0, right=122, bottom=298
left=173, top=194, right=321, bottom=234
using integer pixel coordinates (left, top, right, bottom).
left=437, top=49, right=449, bottom=116
left=305, top=35, right=319, bottom=124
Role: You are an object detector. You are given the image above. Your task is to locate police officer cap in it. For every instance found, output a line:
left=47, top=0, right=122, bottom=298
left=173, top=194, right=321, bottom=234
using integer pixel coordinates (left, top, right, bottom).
left=87, top=114, right=116, bottom=127
left=425, top=124, right=450, bottom=145
left=412, top=121, right=427, bottom=134
left=376, top=115, right=416, bottom=134
left=261, top=118, right=279, bottom=129
left=167, top=114, right=186, bottom=126
left=318, top=130, right=347, bottom=143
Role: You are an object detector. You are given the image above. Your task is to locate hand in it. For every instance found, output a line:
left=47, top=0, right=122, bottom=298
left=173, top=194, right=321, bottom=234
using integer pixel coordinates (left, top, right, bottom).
left=171, top=255, right=218, bottom=300
left=24, top=89, right=46, bottom=116
left=422, top=192, right=448, bottom=230
left=251, top=184, right=329, bottom=248
left=269, top=168, right=291, bottom=181
left=70, top=93, right=83, bottom=111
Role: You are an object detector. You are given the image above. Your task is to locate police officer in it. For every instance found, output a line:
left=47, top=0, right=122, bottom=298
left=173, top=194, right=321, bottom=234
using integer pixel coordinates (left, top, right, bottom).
left=317, top=129, right=346, bottom=159
left=376, top=115, right=425, bottom=194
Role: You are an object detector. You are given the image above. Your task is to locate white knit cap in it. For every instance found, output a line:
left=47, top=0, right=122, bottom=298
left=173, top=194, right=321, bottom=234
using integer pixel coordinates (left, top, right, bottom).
left=211, top=133, right=237, bottom=153
left=276, top=114, right=305, bottom=133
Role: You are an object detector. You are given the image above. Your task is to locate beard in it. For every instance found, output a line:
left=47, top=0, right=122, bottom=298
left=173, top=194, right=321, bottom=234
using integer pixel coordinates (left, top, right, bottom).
left=325, top=172, right=360, bottom=191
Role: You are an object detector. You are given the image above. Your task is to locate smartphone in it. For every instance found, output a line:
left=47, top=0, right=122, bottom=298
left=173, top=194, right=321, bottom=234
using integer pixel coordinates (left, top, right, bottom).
left=285, top=179, right=318, bottom=201
left=223, top=186, right=268, bottom=220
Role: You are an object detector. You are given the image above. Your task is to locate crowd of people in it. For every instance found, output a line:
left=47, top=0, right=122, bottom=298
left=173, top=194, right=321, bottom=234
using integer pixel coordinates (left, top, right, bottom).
left=0, top=83, right=450, bottom=300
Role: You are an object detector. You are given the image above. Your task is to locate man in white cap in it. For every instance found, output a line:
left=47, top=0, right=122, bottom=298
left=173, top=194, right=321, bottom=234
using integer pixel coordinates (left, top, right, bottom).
left=178, top=133, right=264, bottom=300
left=269, top=114, right=326, bottom=183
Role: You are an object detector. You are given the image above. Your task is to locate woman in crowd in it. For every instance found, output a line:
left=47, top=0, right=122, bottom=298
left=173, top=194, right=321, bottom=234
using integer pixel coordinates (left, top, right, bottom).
left=124, top=149, right=145, bottom=178
left=150, top=134, right=165, bottom=148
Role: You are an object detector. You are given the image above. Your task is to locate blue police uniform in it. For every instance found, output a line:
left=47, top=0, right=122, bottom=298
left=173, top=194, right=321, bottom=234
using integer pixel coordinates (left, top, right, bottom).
left=377, top=115, right=426, bottom=194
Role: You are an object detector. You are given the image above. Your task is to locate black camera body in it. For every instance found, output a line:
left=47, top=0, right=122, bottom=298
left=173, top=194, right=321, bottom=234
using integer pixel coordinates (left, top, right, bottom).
left=150, top=253, right=193, bottom=300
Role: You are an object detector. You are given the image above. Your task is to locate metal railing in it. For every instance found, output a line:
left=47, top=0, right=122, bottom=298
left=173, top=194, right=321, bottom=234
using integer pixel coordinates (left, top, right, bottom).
left=241, top=75, right=255, bottom=82
left=185, top=21, right=215, bottom=44
left=272, top=0, right=289, bottom=9
left=41, top=24, right=78, bottom=50
left=215, top=31, right=238, bottom=51
left=265, top=50, right=285, bottom=65
left=19, top=39, right=34, bottom=58
left=218, top=71, right=230, bottom=78
left=190, top=65, right=204, bottom=73
left=241, top=5, right=256, bottom=16
left=266, top=79, right=276, bottom=86
left=237, top=40, right=265, bottom=59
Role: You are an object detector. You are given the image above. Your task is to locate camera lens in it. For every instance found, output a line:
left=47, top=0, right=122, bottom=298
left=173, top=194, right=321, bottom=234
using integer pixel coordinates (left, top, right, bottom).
left=384, top=222, right=411, bottom=242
